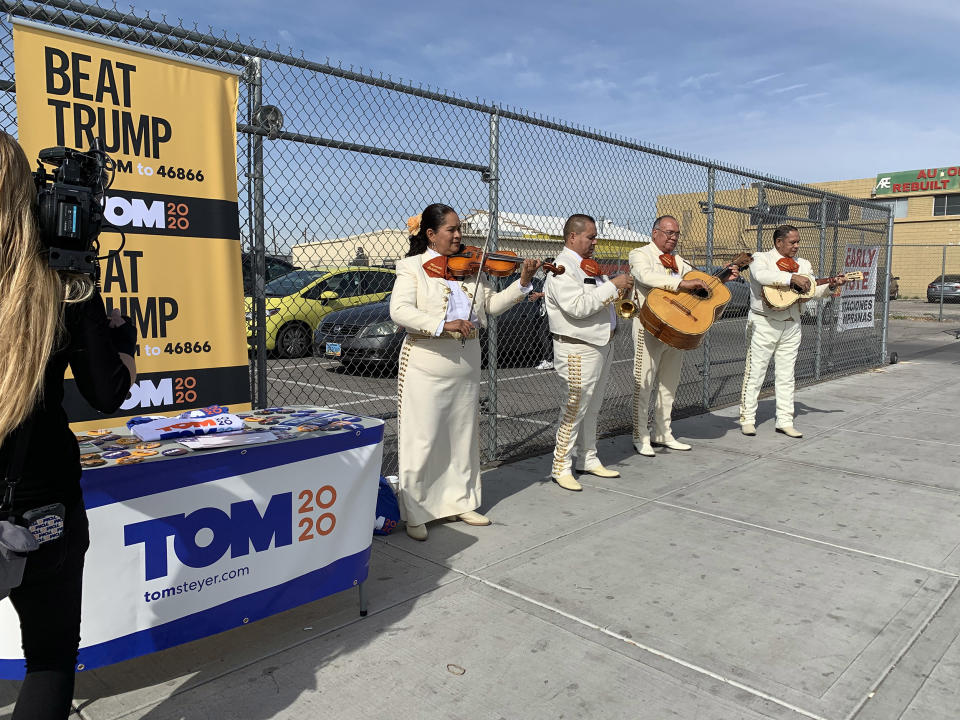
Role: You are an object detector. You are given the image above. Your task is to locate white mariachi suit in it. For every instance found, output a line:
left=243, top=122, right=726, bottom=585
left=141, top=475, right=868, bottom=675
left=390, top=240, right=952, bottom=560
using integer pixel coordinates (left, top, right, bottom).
left=389, top=251, right=528, bottom=526
left=628, top=242, right=694, bottom=447
left=739, top=248, right=832, bottom=429
left=543, top=247, right=619, bottom=477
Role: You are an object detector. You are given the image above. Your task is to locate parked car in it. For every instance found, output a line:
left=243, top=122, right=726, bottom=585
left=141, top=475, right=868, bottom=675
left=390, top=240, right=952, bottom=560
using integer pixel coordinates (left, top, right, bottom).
left=240, top=252, right=295, bottom=295
left=315, top=276, right=551, bottom=373
left=926, top=274, right=960, bottom=303
left=245, top=266, right=396, bottom=357
left=719, top=276, right=750, bottom=318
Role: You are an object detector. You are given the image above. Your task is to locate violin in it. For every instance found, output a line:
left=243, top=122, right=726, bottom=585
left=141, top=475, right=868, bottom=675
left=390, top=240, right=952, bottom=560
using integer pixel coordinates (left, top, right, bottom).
left=425, top=245, right=565, bottom=280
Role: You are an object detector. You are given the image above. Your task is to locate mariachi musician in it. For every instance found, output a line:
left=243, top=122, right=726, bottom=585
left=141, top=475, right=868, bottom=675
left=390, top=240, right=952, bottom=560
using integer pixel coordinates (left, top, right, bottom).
left=544, top=214, right=633, bottom=492
left=739, top=224, right=846, bottom=438
left=628, top=215, right=739, bottom=456
left=389, top=203, right=539, bottom=541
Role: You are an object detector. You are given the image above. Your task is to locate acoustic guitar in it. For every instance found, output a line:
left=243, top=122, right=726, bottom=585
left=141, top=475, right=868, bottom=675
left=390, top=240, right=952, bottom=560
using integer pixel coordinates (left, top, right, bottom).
left=762, top=272, right=863, bottom=310
left=638, top=253, right=753, bottom=351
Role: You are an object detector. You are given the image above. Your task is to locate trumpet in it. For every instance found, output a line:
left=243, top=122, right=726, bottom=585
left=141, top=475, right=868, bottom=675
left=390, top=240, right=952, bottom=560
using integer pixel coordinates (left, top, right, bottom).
left=616, top=288, right=639, bottom=319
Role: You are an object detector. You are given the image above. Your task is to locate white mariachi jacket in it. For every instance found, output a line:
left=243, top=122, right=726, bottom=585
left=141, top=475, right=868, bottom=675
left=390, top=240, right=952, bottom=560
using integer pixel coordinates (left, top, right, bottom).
left=628, top=242, right=694, bottom=307
left=746, top=248, right=831, bottom=322
left=389, top=253, right=527, bottom=337
left=543, top=247, right=618, bottom=347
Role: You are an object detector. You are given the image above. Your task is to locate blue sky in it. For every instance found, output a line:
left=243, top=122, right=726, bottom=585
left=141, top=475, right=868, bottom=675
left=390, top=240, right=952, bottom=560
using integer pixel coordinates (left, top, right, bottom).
left=143, top=0, right=959, bottom=185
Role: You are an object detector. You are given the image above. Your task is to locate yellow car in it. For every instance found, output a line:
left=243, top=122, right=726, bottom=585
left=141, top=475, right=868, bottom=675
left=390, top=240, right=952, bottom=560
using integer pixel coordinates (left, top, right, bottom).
left=245, top=266, right=396, bottom=357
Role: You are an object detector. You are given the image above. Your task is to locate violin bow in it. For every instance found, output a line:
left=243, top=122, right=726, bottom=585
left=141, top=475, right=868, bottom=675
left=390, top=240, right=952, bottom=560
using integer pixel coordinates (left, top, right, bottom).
left=462, top=217, right=498, bottom=345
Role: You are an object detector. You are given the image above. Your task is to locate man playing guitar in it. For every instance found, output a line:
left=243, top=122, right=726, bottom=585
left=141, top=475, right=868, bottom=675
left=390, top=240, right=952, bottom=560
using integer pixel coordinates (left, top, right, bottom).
left=739, top=224, right=848, bottom=439
left=628, top=215, right=740, bottom=457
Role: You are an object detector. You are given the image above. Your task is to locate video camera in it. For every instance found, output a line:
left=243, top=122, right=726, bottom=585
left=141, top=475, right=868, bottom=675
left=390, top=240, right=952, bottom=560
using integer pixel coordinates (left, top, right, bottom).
left=33, top=139, right=116, bottom=278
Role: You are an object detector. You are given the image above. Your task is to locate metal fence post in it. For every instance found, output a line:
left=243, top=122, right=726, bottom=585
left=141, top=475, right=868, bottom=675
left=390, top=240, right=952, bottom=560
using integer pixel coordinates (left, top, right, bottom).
left=755, top=184, right=766, bottom=253
left=940, top=245, right=946, bottom=322
left=248, top=56, right=268, bottom=408
left=814, top=196, right=827, bottom=380
left=701, top=166, right=714, bottom=410
left=880, top=209, right=893, bottom=363
left=484, top=110, right=500, bottom=461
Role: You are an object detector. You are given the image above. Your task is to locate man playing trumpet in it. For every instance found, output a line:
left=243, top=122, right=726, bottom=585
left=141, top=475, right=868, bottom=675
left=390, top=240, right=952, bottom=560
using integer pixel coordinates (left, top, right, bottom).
left=544, top=214, right=633, bottom=491
left=628, top=215, right=740, bottom=456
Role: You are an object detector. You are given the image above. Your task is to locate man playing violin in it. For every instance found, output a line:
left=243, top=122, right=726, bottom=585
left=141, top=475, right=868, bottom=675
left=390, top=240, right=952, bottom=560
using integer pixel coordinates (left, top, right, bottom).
left=544, top=214, right=633, bottom=491
left=739, top=224, right=846, bottom=439
left=628, top=215, right=740, bottom=457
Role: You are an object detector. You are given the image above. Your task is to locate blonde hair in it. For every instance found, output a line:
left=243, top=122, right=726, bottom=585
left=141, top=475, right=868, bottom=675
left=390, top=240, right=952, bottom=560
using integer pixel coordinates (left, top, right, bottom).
left=0, top=132, right=93, bottom=445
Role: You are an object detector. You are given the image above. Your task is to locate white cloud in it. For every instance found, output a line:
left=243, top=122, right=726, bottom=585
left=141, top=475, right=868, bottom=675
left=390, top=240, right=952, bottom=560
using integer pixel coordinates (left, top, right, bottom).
left=793, top=91, right=829, bottom=103
left=678, top=72, right=721, bottom=90
left=745, top=72, right=784, bottom=85
left=769, top=83, right=808, bottom=95
left=574, top=77, right=618, bottom=95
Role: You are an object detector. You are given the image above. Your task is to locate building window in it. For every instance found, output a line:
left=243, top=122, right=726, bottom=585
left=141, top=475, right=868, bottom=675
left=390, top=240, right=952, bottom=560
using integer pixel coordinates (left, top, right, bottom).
left=750, top=204, right=788, bottom=225
left=862, top=198, right=907, bottom=221
left=933, top=194, right=960, bottom=216
left=805, top=200, right=850, bottom=223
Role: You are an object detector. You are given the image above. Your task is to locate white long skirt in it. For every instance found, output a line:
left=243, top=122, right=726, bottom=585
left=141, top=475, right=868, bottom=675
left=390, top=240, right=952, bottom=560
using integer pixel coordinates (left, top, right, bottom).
left=397, top=334, right=481, bottom=526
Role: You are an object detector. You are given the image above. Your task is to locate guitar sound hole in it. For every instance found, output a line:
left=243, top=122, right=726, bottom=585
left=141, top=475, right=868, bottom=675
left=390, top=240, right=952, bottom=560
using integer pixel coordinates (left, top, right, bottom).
left=694, top=288, right=710, bottom=299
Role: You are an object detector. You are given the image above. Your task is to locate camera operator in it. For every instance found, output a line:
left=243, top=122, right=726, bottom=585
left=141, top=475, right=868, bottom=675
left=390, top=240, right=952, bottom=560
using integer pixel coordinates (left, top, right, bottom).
left=0, top=131, right=135, bottom=720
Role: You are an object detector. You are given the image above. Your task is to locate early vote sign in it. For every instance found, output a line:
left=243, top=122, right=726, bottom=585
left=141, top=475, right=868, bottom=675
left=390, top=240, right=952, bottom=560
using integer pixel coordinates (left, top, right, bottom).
left=13, top=19, right=250, bottom=428
left=838, top=245, right=880, bottom=332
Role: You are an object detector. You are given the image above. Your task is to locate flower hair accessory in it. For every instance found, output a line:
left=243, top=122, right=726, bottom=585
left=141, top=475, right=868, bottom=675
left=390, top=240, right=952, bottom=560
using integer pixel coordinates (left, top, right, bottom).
left=406, top=214, right=422, bottom=236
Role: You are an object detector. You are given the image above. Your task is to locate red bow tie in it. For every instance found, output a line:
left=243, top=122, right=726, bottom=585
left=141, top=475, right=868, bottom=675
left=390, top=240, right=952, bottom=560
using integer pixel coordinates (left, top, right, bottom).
left=776, top=257, right=799, bottom=273
left=659, top=254, right=678, bottom=273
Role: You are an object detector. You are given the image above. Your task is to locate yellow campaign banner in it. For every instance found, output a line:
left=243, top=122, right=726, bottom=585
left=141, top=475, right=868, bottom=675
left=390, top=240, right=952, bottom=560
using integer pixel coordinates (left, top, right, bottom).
left=12, top=19, right=250, bottom=429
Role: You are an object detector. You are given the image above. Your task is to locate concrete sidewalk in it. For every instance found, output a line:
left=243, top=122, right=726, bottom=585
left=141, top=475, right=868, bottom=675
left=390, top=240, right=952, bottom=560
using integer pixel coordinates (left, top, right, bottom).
left=3, top=320, right=959, bottom=720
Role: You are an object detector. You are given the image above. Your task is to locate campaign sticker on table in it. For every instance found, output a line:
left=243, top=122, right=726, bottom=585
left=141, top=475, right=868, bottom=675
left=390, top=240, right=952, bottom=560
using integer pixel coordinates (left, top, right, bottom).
left=116, top=437, right=142, bottom=446
left=88, top=429, right=112, bottom=436
left=161, top=448, right=189, bottom=457
left=116, top=457, right=143, bottom=465
left=102, top=450, right=131, bottom=460
left=79, top=453, right=101, bottom=461
left=296, top=424, right=321, bottom=432
left=81, top=458, right=107, bottom=468
left=136, top=442, right=162, bottom=450
left=99, top=444, right=126, bottom=452
left=75, top=435, right=93, bottom=443
left=318, top=421, right=363, bottom=432
left=131, top=449, right=159, bottom=457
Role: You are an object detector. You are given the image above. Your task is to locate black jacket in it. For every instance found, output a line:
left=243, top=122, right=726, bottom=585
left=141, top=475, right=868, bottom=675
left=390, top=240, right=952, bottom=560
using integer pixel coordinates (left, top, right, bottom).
left=0, top=291, right=131, bottom=514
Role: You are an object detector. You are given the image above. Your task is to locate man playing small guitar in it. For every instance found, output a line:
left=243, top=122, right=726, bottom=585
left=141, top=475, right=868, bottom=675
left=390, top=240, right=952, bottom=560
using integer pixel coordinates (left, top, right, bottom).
left=628, top=215, right=740, bottom=457
left=739, top=224, right=848, bottom=439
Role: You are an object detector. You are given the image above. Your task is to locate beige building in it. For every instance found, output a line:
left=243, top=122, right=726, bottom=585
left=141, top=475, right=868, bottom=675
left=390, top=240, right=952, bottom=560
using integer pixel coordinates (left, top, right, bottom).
left=292, top=229, right=409, bottom=268
left=292, top=212, right=651, bottom=272
left=656, top=167, right=960, bottom=298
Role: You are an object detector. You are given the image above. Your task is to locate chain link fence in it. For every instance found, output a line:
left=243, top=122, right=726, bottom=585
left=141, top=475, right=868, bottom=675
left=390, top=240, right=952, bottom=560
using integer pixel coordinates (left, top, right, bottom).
left=887, top=243, right=960, bottom=324
left=0, top=0, right=894, bottom=474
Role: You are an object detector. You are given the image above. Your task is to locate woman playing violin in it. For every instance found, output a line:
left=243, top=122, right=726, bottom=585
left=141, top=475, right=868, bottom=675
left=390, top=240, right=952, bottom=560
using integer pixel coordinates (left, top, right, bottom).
left=389, top=204, right=539, bottom=541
